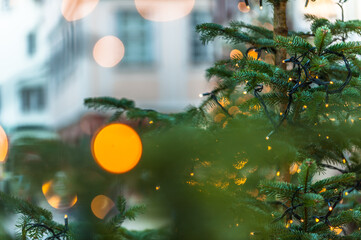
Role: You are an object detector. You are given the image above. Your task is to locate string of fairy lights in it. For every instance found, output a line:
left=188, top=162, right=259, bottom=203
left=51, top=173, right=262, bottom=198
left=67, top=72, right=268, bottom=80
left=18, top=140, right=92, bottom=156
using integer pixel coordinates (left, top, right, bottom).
left=25, top=215, right=68, bottom=240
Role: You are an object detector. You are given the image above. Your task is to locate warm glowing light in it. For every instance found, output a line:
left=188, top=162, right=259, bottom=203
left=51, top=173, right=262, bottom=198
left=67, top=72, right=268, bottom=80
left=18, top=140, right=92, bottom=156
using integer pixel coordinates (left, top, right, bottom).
left=149, top=120, right=154, bottom=124
left=243, top=91, right=247, bottom=95
left=135, top=0, right=195, bottom=22
left=91, top=123, right=142, bottom=174
left=289, top=162, right=299, bottom=175
left=61, top=0, right=99, bottom=22
left=303, top=105, right=307, bottom=109
left=325, top=103, right=329, bottom=108
left=199, top=93, right=203, bottom=98
left=279, top=112, right=283, bottom=116
left=330, top=226, right=334, bottom=231
left=329, top=206, right=333, bottom=211
left=289, top=220, right=293, bottom=224
left=301, top=219, right=304, bottom=222
left=345, top=192, right=349, bottom=196
left=64, top=214, right=68, bottom=219
left=250, top=232, right=255, bottom=236
left=342, top=158, right=346, bottom=164
left=315, top=218, right=320, bottom=223
left=156, top=186, right=160, bottom=191
left=93, top=36, right=125, bottom=68
left=268, top=146, right=272, bottom=151
left=326, top=136, right=329, bottom=139
left=333, top=227, right=342, bottom=235
left=330, top=81, right=334, bottom=84
left=238, top=2, right=250, bottom=13
left=319, top=188, right=326, bottom=193
left=190, top=172, right=194, bottom=176
left=42, top=180, right=77, bottom=210
left=247, top=49, right=258, bottom=60
left=91, top=195, right=115, bottom=219
left=0, top=126, right=8, bottom=163
left=297, top=168, right=301, bottom=173
left=265, top=136, right=269, bottom=140
left=230, top=49, right=243, bottom=60
left=276, top=171, right=280, bottom=177
left=214, top=113, right=226, bottom=123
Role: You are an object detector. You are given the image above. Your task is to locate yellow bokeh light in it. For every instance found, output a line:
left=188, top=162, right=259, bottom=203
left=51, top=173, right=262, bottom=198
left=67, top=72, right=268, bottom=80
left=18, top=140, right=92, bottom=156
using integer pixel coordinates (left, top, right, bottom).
left=93, top=36, right=125, bottom=68
left=91, top=123, right=142, bottom=174
left=0, top=126, right=8, bottom=163
left=61, top=0, right=99, bottom=22
left=91, top=195, right=115, bottom=219
left=135, top=0, right=195, bottom=22
left=42, top=180, right=78, bottom=210
left=248, top=49, right=258, bottom=60
left=230, top=49, right=243, bottom=60
left=238, top=2, right=250, bottom=13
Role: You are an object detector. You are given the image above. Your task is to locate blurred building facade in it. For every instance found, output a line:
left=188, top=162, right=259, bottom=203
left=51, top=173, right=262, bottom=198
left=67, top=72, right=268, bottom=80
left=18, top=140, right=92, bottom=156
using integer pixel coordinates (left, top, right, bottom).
left=0, top=0, right=215, bottom=138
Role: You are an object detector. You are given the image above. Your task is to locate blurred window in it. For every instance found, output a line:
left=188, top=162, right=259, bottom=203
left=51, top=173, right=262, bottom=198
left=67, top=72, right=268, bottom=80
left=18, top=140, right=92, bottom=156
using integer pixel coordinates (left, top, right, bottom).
left=116, top=11, right=153, bottom=64
left=27, top=32, right=37, bottom=57
left=191, top=11, right=213, bottom=63
left=20, top=87, right=45, bottom=112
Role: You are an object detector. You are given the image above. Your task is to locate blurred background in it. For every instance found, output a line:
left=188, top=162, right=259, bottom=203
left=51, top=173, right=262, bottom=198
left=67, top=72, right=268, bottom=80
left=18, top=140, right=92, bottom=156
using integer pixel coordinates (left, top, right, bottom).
left=0, top=0, right=360, bottom=237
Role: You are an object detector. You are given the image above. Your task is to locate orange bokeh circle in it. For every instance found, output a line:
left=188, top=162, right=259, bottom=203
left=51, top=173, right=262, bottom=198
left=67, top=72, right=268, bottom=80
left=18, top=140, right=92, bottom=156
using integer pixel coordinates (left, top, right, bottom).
left=91, top=123, right=142, bottom=174
left=0, top=126, right=9, bottom=163
left=91, top=195, right=115, bottom=219
left=230, top=49, right=243, bottom=60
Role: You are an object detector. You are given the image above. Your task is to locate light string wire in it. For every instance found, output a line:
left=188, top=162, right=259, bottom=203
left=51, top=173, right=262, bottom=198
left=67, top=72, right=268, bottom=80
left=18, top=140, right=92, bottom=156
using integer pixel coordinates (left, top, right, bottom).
left=25, top=217, right=68, bottom=240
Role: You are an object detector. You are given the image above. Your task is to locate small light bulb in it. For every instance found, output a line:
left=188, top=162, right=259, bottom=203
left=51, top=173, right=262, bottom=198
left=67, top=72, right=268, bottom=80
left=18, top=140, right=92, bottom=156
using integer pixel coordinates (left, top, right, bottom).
left=289, top=220, right=293, bottom=224
left=266, top=136, right=269, bottom=140
left=285, top=223, right=290, bottom=228
left=243, top=91, right=247, bottom=94
left=330, top=81, right=334, bottom=84
left=268, top=146, right=272, bottom=151
left=329, top=206, right=333, bottom=211
left=282, top=60, right=286, bottom=63
left=250, top=232, right=255, bottom=236
left=342, top=158, right=346, bottom=164
left=297, top=169, right=301, bottom=173
left=149, top=120, right=154, bottom=124
left=345, top=192, right=349, bottom=196
left=260, top=6, right=263, bottom=10
left=300, top=219, right=304, bottom=223
left=325, top=103, right=329, bottom=108
left=303, top=105, right=307, bottom=109
left=190, top=172, right=194, bottom=176
left=330, top=226, right=334, bottom=231
left=280, top=112, right=283, bottom=116
left=155, top=186, right=160, bottom=191
left=326, top=136, right=329, bottom=139
left=199, top=93, right=203, bottom=98
left=276, top=171, right=280, bottom=177
left=288, top=77, right=292, bottom=81
left=64, top=214, right=68, bottom=219
left=315, top=218, right=320, bottom=223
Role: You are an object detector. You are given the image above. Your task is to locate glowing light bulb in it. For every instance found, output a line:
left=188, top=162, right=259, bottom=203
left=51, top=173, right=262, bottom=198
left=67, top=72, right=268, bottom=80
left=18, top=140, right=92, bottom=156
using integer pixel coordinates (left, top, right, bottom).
left=329, top=206, right=333, bottom=211
left=149, top=120, right=154, bottom=124
left=199, top=93, right=203, bottom=98
left=330, top=226, right=334, bottom=231
left=250, top=232, right=255, bottom=236
left=345, top=192, right=349, bottom=196
left=315, top=218, right=320, bottom=223
left=289, top=220, right=293, bottom=224
left=330, top=81, right=334, bottom=84
left=190, top=172, right=194, bottom=176
left=342, top=158, right=346, bottom=164
left=325, top=103, right=329, bottom=108
left=326, top=136, right=329, bottom=139
left=276, top=171, right=280, bottom=177
left=303, top=105, right=307, bottom=109
left=156, top=186, right=160, bottom=191
left=268, top=146, right=272, bottom=151
left=300, top=219, right=304, bottom=222
left=243, top=91, right=247, bottom=94
left=265, top=136, right=269, bottom=140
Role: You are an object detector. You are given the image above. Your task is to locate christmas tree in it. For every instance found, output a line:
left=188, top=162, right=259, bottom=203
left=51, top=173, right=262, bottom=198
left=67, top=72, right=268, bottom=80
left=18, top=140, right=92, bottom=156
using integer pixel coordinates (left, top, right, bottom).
left=2, top=0, right=361, bottom=239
